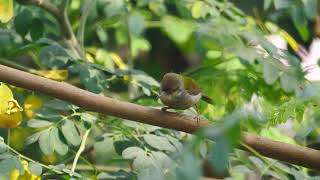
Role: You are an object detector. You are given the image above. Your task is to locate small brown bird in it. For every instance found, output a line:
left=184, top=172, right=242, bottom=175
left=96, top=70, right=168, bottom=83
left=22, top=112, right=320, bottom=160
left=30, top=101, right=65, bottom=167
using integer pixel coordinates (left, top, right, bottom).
left=159, top=73, right=213, bottom=123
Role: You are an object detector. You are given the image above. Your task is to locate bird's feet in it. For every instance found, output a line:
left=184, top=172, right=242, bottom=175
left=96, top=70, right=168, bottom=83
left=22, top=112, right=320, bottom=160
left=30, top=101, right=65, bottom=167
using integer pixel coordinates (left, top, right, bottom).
left=193, top=115, right=201, bottom=127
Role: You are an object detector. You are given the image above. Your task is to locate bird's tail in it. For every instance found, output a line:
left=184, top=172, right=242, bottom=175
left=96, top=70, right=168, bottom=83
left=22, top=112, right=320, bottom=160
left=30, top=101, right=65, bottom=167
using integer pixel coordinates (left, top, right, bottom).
left=201, top=95, right=213, bottom=105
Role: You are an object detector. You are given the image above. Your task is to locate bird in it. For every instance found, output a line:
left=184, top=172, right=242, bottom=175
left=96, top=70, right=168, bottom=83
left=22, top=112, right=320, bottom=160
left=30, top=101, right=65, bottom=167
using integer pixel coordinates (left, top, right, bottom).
left=159, top=73, right=213, bottom=124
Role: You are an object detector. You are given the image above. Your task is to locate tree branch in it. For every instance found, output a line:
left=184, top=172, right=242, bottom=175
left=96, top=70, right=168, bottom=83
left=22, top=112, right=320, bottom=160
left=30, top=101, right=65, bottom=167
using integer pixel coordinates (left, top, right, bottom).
left=0, top=64, right=320, bottom=171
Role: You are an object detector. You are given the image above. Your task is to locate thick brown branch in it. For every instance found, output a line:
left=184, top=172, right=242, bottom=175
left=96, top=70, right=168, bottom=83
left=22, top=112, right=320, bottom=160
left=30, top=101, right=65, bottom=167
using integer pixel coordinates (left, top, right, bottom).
left=0, top=64, right=320, bottom=172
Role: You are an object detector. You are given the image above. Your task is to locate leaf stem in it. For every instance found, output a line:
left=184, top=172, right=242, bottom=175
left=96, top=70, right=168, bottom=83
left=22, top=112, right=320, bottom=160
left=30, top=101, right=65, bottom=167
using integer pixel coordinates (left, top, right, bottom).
left=6, top=144, right=63, bottom=174
left=0, top=58, right=32, bottom=72
left=70, top=128, right=91, bottom=173
left=7, top=129, right=10, bottom=147
left=77, top=0, right=95, bottom=60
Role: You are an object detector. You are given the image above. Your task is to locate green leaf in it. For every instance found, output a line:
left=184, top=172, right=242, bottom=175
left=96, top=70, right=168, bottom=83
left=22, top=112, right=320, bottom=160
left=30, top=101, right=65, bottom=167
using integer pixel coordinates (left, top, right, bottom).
left=0, top=156, right=17, bottom=173
left=209, top=136, right=229, bottom=174
left=137, top=0, right=149, bottom=6
left=295, top=107, right=317, bottom=141
left=303, top=0, right=317, bottom=20
left=191, top=1, right=214, bottom=19
left=39, top=44, right=72, bottom=68
left=167, top=136, right=183, bottom=153
left=131, top=70, right=159, bottom=96
left=150, top=151, right=174, bottom=171
left=80, top=113, right=97, bottom=129
left=0, top=156, right=24, bottom=174
left=28, top=162, right=42, bottom=176
left=273, top=0, right=290, bottom=9
left=144, top=134, right=175, bottom=152
left=131, top=37, right=151, bottom=58
left=242, top=94, right=266, bottom=123
left=249, top=156, right=266, bottom=169
left=30, top=18, right=44, bottom=41
left=132, top=71, right=159, bottom=86
left=206, top=50, right=222, bottom=59
left=298, top=82, right=320, bottom=101
left=269, top=99, right=301, bottom=125
left=44, top=99, right=72, bottom=111
left=291, top=168, right=305, bottom=179
left=162, top=15, right=195, bottom=44
left=148, top=1, right=166, bottom=16
left=132, top=154, right=163, bottom=180
left=35, top=108, right=62, bottom=120
left=262, top=61, right=279, bottom=85
left=96, top=25, right=108, bottom=45
left=27, top=119, right=53, bottom=128
left=122, top=146, right=145, bottom=160
left=25, top=131, right=42, bottom=146
left=51, top=127, right=68, bottom=155
left=96, top=172, right=115, bottom=179
left=260, top=127, right=296, bottom=144
left=14, top=9, right=33, bottom=37
left=92, top=50, right=115, bottom=73
left=0, top=0, right=14, bottom=23
left=61, top=120, right=81, bottom=146
left=79, top=66, right=107, bottom=93
left=102, top=0, right=125, bottom=18
left=114, top=139, right=137, bottom=155
left=0, top=138, right=7, bottom=153
left=232, top=165, right=251, bottom=173
left=198, top=141, right=207, bottom=158
left=97, top=171, right=137, bottom=179
left=176, top=153, right=201, bottom=180
left=290, top=4, right=310, bottom=41
left=128, top=12, right=145, bottom=36
left=39, top=129, right=55, bottom=155
left=280, top=73, right=299, bottom=92
left=263, top=0, right=273, bottom=10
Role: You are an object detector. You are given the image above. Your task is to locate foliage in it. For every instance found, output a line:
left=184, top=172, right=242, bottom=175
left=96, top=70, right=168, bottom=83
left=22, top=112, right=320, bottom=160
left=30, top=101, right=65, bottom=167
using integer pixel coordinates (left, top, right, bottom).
left=0, top=0, right=319, bottom=179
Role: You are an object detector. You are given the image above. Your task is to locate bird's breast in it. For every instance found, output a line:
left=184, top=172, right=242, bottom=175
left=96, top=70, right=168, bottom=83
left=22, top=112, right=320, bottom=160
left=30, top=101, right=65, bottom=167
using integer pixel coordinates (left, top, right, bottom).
left=160, top=91, right=201, bottom=110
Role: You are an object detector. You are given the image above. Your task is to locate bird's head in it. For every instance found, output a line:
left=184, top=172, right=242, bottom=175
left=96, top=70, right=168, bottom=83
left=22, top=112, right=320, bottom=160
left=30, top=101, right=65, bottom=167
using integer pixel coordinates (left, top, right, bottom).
left=160, top=73, right=183, bottom=96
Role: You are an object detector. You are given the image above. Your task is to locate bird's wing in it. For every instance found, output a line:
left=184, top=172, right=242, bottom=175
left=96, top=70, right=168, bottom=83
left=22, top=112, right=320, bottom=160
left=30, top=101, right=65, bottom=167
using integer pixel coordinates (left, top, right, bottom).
left=180, top=75, right=201, bottom=95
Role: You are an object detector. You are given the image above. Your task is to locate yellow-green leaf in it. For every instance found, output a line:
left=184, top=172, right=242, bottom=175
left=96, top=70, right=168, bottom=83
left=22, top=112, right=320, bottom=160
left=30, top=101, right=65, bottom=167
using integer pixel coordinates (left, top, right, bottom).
left=191, top=1, right=205, bottom=19
left=0, top=0, right=14, bottom=23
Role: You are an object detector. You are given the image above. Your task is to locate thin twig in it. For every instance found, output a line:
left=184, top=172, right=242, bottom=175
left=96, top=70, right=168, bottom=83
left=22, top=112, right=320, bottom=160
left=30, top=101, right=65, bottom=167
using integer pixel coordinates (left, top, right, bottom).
left=7, top=129, right=10, bottom=147
left=71, top=128, right=91, bottom=173
left=77, top=0, right=95, bottom=59
left=0, top=58, right=32, bottom=72
left=66, top=164, right=129, bottom=172
left=6, top=144, right=63, bottom=174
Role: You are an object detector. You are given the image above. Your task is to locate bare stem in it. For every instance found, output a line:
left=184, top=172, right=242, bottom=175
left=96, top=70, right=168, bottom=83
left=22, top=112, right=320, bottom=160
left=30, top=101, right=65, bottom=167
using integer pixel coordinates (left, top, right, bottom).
left=70, top=128, right=91, bottom=173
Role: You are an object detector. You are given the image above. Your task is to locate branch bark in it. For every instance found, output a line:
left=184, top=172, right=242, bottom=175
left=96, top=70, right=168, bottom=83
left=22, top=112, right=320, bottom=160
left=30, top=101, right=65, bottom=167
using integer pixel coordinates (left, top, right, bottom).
left=0, top=64, right=320, bottom=171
